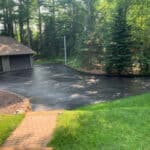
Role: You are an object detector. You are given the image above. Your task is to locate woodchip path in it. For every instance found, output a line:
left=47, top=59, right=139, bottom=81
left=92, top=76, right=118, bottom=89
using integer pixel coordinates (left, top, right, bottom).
left=1, top=110, right=63, bottom=150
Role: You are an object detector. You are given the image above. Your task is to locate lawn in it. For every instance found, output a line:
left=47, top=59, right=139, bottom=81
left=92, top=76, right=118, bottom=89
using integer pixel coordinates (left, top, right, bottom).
left=0, top=114, right=24, bottom=145
left=34, top=58, right=64, bottom=65
left=49, top=93, right=150, bottom=150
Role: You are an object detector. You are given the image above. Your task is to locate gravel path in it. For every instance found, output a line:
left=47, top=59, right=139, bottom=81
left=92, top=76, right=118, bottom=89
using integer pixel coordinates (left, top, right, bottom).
left=2, top=110, right=63, bottom=149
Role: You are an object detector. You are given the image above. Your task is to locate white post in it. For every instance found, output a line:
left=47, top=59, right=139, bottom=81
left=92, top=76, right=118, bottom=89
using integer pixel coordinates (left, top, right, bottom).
left=64, top=35, right=67, bottom=65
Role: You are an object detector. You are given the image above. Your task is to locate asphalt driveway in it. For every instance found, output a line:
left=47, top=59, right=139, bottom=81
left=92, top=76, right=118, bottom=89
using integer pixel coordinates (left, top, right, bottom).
left=0, top=64, right=150, bottom=110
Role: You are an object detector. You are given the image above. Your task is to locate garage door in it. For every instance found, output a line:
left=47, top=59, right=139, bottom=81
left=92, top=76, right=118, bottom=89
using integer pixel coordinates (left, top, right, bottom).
left=10, top=55, right=31, bottom=71
left=0, top=57, right=3, bottom=72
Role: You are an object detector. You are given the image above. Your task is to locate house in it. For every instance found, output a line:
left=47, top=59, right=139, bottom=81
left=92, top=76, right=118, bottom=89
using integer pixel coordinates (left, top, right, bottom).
left=0, top=36, right=35, bottom=73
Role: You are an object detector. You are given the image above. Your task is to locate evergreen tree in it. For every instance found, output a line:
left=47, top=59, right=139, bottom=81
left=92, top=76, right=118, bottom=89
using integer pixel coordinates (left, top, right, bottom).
left=106, top=1, right=132, bottom=74
left=0, top=0, right=15, bottom=37
left=43, top=17, right=56, bottom=57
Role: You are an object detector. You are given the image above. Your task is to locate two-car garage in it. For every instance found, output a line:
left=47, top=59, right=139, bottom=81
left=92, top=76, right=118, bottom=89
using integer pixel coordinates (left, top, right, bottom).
left=9, top=55, right=32, bottom=71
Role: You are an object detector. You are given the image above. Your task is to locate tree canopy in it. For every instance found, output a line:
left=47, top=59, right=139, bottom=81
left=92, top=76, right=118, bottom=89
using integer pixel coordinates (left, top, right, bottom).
left=0, top=0, right=150, bottom=74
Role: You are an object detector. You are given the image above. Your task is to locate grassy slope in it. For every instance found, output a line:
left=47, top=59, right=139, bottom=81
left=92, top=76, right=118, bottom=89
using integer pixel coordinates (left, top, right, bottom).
left=0, top=114, right=24, bottom=145
left=49, top=93, right=150, bottom=150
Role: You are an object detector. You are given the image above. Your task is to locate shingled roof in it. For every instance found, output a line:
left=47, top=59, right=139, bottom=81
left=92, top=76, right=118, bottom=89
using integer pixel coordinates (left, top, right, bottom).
left=0, top=36, right=35, bottom=56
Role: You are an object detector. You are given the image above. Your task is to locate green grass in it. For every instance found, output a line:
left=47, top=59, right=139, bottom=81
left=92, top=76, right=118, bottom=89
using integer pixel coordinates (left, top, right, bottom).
left=49, top=93, right=150, bottom=150
left=34, top=58, right=64, bottom=65
left=67, top=57, right=82, bottom=69
left=0, top=114, right=24, bottom=145
left=34, top=56, right=82, bottom=68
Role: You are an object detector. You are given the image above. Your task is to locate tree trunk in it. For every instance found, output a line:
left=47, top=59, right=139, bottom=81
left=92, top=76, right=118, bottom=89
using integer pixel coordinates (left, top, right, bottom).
left=26, top=0, right=31, bottom=48
left=27, top=18, right=31, bottom=47
left=19, top=0, right=24, bottom=43
left=19, top=20, right=24, bottom=43
left=8, top=8, right=14, bottom=37
left=52, top=0, right=56, bottom=56
left=3, top=8, right=8, bottom=34
left=38, top=2, right=42, bottom=54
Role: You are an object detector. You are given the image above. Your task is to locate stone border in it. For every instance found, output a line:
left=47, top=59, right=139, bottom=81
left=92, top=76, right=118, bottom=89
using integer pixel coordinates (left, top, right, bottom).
left=0, top=90, right=32, bottom=114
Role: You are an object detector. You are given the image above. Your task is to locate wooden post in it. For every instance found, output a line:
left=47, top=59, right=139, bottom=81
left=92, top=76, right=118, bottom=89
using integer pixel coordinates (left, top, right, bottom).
left=64, top=35, right=67, bottom=65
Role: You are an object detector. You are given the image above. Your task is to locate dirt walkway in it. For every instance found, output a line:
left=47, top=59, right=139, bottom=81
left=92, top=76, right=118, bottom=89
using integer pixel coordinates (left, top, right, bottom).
left=2, top=110, right=63, bottom=149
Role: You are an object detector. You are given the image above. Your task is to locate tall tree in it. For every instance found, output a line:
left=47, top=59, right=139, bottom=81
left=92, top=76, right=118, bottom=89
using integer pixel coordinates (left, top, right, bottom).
left=106, top=0, right=132, bottom=74
left=24, top=0, right=32, bottom=47
left=18, top=0, right=25, bottom=43
left=37, top=0, right=43, bottom=54
left=0, top=0, right=15, bottom=36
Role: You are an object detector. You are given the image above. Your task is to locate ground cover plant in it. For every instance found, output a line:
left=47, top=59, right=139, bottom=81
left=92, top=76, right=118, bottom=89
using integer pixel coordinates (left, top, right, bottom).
left=0, top=114, right=24, bottom=145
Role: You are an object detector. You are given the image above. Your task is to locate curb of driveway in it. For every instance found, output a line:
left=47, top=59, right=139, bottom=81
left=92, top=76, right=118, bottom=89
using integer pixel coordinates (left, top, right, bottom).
left=65, top=64, right=150, bottom=78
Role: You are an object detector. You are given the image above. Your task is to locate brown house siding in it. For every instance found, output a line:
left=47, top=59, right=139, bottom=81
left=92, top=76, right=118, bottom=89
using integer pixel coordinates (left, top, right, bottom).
left=1, top=56, right=10, bottom=72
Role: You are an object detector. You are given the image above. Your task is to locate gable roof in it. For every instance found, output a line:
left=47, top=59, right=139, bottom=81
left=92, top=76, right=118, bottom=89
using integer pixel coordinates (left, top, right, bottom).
left=0, top=36, right=35, bottom=56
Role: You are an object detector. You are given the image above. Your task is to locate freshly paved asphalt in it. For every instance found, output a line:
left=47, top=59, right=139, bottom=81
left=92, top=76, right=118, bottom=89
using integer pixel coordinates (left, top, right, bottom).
left=0, top=64, right=150, bottom=111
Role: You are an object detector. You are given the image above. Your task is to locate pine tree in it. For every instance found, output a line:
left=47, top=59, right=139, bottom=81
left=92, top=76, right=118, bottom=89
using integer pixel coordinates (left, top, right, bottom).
left=106, top=1, right=132, bottom=74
